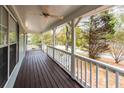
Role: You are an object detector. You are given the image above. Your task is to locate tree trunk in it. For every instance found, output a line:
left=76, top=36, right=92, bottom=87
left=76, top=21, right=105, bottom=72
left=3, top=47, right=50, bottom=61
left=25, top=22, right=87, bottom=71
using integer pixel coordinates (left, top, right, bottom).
left=66, top=26, right=70, bottom=51
left=115, top=59, right=120, bottom=64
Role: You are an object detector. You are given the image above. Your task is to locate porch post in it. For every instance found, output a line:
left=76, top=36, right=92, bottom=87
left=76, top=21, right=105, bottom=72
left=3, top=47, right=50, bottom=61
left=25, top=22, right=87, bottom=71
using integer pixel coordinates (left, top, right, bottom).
left=71, top=19, right=76, bottom=79
left=41, top=34, right=43, bottom=50
left=53, top=28, right=56, bottom=59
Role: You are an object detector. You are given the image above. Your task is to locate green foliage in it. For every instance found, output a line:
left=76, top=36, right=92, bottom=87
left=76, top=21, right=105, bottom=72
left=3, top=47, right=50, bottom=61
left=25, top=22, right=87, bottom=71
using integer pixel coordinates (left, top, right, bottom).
left=88, top=11, right=116, bottom=59
left=42, top=31, right=52, bottom=45
left=114, top=31, right=124, bottom=42
left=0, top=31, right=4, bottom=45
left=75, top=27, right=88, bottom=50
left=56, top=26, right=89, bottom=51
left=31, top=34, right=41, bottom=45
left=103, top=11, right=116, bottom=34
left=65, top=25, right=72, bottom=50
left=75, top=27, right=82, bottom=47
left=9, top=32, right=16, bottom=43
left=56, top=27, right=66, bottom=45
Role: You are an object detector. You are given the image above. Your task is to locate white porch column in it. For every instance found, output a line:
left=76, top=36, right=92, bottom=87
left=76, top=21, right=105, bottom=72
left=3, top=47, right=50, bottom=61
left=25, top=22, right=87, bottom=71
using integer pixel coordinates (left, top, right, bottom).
left=71, top=20, right=76, bottom=79
left=41, top=34, right=43, bottom=50
left=53, top=28, right=56, bottom=59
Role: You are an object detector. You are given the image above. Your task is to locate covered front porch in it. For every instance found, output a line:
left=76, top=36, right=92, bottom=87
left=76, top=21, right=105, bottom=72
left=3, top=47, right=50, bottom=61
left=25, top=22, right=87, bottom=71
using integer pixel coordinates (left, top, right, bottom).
left=1, top=5, right=124, bottom=88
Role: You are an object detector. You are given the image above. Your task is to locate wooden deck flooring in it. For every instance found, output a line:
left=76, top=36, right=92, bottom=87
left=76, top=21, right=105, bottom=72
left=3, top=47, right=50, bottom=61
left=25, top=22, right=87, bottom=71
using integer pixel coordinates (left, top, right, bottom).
left=14, top=50, right=82, bottom=88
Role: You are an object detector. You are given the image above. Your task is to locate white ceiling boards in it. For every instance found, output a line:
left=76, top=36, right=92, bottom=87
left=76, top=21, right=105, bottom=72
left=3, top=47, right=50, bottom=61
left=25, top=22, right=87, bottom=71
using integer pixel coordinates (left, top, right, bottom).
left=12, top=5, right=107, bottom=33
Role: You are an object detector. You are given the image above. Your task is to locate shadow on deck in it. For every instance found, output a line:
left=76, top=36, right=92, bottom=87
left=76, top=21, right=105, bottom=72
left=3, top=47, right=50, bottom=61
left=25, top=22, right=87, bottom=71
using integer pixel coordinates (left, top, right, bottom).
left=14, top=49, right=82, bottom=88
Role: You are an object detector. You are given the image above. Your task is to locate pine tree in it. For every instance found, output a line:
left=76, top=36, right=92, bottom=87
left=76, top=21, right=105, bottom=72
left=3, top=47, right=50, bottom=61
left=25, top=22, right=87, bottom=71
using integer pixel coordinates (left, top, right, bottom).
left=88, top=11, right=116, bottom=59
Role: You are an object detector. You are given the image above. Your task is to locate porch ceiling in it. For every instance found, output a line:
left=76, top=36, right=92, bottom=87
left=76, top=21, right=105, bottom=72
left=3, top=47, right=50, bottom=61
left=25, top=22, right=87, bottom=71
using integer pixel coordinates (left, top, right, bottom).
left=13, top=5, right=103, bottom=33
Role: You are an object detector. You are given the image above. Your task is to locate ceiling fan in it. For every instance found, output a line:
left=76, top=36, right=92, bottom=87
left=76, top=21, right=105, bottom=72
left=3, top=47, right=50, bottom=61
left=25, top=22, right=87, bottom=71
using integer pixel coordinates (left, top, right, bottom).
left=39, top=12, right=64, bottom=20
left=39, top=6, right=64, bottom=20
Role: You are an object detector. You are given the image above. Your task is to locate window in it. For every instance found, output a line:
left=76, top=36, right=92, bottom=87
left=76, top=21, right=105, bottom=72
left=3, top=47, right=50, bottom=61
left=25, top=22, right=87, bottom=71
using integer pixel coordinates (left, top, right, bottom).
left=0, top=26, right=4, bottom=45
left=0, top=5, right=21, bottom=87
left=19, top=31, right=25, bottom=59
left=0, top=47, right=8, bottom=87
left=9, top=44, right=16, bottom=74
left=9, top=16, right=18, bottom=75
left=9, top=16, right=17, bottom=44
left=0, top=6, right=8, bottom=87
left=0, top=6, right=8, bottom=46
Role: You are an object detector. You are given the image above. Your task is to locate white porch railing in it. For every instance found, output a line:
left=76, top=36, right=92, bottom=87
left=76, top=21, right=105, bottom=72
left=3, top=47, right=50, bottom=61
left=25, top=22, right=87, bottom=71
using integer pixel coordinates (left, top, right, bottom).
left=47, top=46, right=71, bottom=73
left=46, top=45, right=124, bottom=88
left=41, top=44, right=47, bottom=53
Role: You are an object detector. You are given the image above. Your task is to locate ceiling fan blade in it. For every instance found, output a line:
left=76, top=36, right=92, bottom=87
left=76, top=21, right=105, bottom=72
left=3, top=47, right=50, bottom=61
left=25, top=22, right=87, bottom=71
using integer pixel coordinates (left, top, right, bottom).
left=49, top=14, right=64, bottom=20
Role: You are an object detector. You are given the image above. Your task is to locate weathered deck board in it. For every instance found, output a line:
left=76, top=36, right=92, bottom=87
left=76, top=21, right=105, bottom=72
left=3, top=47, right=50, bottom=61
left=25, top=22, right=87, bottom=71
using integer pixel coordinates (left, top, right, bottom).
left=14, top=50, right=82, bottom=88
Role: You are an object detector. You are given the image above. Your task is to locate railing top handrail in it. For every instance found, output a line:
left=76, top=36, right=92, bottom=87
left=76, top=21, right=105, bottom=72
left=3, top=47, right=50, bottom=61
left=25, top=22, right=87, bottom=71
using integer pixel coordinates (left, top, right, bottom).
left=75, top=54, right=124, bottom=74
left=47, top=45, right=124, bottom=74
left=48, top=45, right=71, bottom=55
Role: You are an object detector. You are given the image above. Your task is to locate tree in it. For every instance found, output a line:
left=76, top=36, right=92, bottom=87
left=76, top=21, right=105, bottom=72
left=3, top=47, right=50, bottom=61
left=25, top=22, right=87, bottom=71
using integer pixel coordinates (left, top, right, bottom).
left=65, top=25, right=71, bottom=51
left=42, top=31, right=52, bottom=45
left=56, top=27, right=66, bottom=45
left=110, top=31, right=124, bottom=63
left=75, top=26, right=88, bottom=50
left=31, top=34, right=41, bottom=45
left=65, top=18, right=82, bottom=51
left=88, top=11, right=116, bottom=59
